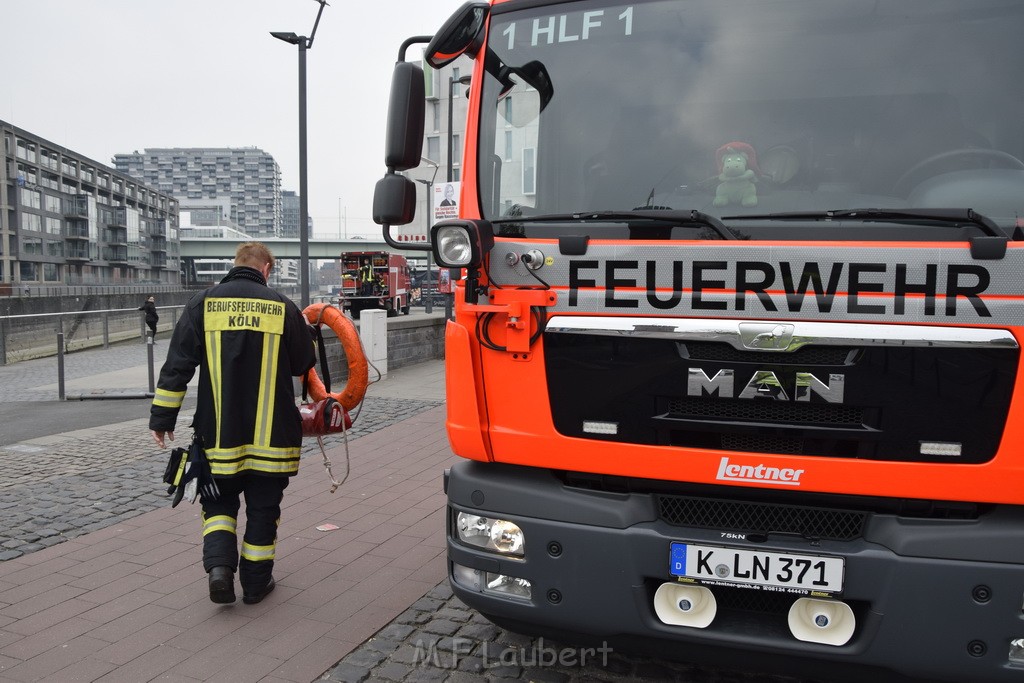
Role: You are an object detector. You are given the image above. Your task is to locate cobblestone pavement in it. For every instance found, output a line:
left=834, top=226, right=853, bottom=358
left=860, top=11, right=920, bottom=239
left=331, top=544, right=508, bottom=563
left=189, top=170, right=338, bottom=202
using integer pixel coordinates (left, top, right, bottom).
left=321, top=582, right=832, bottom=683
left=0, top=396, right=442, bottom=561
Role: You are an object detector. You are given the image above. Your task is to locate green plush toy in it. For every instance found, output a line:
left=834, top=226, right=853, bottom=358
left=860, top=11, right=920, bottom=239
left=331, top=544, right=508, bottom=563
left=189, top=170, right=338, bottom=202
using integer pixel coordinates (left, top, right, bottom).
left=713, top=141, right=759, bottom=207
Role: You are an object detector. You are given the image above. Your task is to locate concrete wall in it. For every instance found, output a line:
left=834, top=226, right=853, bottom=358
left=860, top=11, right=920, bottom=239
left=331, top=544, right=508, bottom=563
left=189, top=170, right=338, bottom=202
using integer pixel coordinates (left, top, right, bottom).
left=315, top=313, right=446, bottom=385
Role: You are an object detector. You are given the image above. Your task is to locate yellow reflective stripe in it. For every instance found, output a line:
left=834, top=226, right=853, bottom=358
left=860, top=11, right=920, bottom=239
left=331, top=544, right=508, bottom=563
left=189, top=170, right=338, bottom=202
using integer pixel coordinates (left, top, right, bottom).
left=153, top=388, right=186, bottom=409
left=208, top=457, right=300, bottom=476
left=202, top=514, right=236, bottom=537
left=206, top=444, right=301, bottom=460
left=205, top=330, right=222, bottom=449
left=254, top=333, right=280, bottom=447
left=204, top=298, right=285, bottom=334
left=171, top=450, right=189, bottom=485
left=241, top=541, right=276, bottom=562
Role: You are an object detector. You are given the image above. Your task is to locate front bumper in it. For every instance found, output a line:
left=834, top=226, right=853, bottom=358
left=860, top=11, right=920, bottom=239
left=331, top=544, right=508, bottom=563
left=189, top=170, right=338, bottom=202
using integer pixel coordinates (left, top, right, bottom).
left=445, top=459, right=1024, bottom=682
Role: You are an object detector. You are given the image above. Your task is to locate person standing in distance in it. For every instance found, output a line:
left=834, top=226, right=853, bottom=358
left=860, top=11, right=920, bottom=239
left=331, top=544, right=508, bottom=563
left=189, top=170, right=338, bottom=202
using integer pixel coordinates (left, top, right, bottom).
left=138, top=295, right=159, bottom=340
left=148, top=242, right=315, bottom=605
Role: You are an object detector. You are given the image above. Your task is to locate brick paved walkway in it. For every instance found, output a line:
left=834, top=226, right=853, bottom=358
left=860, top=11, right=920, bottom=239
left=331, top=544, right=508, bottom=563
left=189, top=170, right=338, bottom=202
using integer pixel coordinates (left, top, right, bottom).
left=0, top=405, right=457, bottom=682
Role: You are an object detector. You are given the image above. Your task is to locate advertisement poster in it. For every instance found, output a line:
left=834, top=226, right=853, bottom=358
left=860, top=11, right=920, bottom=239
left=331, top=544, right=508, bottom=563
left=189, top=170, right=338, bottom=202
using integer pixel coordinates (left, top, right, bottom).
left=433, top=181, right=460, bottom=223
left=438, top=268, right=452, bottom=294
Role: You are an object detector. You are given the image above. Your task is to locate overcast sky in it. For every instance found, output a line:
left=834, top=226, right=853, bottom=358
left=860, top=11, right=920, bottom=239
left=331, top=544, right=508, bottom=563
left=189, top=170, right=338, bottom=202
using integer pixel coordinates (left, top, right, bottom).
left=4, top=0, right=466, bottom=237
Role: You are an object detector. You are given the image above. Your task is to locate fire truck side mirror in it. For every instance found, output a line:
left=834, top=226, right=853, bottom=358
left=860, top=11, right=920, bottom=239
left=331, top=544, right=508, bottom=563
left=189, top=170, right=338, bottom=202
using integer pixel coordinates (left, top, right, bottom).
left=383, top=61, right=426, bottom=172
left=373, top=175, right=417, bottom=226
left=425, top=2, right=489, bottom=68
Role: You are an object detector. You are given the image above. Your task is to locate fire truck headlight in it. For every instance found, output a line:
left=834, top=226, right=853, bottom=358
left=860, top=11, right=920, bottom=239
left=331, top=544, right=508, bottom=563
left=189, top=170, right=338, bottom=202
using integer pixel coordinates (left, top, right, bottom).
left=436, top=226, right=473, bottom=266
left=431, top=219, right=494, bottom=268
left=455, top=512, right=525, bottom=557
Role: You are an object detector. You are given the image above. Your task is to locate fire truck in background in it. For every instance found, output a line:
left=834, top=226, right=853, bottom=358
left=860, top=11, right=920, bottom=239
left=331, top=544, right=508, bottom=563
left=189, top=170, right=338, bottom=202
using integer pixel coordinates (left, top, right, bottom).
left=338, top=251, right=411, bottom=317
left=373, top=1, right=1024, bottom=681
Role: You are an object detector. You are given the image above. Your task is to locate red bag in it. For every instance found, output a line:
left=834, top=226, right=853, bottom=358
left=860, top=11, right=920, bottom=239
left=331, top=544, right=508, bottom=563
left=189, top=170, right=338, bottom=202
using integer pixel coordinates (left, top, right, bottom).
left=299, top=397, right=352, bottom=436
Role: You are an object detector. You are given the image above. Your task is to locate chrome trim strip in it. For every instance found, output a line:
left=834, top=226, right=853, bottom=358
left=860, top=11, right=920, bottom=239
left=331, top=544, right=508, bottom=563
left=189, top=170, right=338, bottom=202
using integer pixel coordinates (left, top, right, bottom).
left=544, top=316, right=1019, bottom=350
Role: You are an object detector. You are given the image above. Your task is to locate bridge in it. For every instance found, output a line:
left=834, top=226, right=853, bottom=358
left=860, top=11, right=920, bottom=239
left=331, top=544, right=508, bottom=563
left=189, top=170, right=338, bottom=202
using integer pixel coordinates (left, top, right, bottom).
left=179, top=236, right=430, bottom=259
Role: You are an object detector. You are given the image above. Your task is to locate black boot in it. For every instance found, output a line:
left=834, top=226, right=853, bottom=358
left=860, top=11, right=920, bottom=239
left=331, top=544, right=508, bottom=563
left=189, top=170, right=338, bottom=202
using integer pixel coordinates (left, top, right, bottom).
left=208, top=566, right=235, bottom=604
left=242, top=576, right=275, bottom=605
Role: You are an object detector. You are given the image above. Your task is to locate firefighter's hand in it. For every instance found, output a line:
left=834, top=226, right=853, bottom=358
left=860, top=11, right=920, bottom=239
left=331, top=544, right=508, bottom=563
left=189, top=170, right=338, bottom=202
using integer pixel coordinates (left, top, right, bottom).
left=152, top=430, right=174, bottom=448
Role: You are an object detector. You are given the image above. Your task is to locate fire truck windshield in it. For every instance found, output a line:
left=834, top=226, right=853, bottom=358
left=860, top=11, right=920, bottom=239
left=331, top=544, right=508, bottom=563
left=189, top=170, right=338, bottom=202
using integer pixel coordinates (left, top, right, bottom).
left=477, top=0, right=1024, bottom=235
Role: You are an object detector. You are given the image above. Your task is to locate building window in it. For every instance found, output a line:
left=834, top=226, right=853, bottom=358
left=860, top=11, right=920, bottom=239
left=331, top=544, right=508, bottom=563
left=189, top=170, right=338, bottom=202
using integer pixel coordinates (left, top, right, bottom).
left=451, top=67, right=467, bottom=99
left=44, top=217, right=61, bottom=235
left=19, top=188, right=41, bottom=209
left=504, top=96, right=513, bottom=124
left=426, top=136, right=440, bottom=164
left=523, top=148, right=536, bottom=195
left=20, top=213, right=42, bottom=232
left=452, top=134, right=462, bottom=167
left=505, top=131, right=513, bottom=162
left=23, top=237, right=43, bottom=255
left=20, top=262, right=38, bottom=282
left=432, top=102, right=441, bottom=132
left=43, top=263, right=59, bottom=282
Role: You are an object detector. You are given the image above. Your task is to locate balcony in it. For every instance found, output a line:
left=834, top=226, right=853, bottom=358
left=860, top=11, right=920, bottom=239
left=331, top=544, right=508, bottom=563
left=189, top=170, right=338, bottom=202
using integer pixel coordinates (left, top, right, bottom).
left=106, top=208, right=127, bottom=227
left=150, top=237, right=167, bottom=253
left=66, top=246, right=90, bottom=262
left=152, top=254, right=168, bottom=268
left=105, top=226, right=128, bottom=246
left=103, top=246, right=128, bottom=264
left=63, top=222, right=90, bottom=240
left=63, top=197, right=89, bottom=218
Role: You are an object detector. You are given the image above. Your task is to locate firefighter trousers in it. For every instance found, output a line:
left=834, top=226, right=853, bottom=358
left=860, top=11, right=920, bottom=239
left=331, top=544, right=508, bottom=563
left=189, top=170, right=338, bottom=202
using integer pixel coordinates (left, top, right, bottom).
left=200, top=475, right=289, bottom=594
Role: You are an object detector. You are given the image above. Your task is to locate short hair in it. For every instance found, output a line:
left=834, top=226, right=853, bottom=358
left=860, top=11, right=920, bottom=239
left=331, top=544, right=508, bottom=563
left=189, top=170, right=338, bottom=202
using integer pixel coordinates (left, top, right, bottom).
left=235, top=242, right=275, bottom=271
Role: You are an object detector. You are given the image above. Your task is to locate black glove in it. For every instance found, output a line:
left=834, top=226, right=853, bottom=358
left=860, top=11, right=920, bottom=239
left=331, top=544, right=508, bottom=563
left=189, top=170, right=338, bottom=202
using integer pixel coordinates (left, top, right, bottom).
left=190, top=438, right=220, bottom=502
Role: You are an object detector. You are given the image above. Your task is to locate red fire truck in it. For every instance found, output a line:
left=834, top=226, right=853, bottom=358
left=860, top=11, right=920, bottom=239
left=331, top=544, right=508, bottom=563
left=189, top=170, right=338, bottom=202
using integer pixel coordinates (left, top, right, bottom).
left=338, top=251, right=411, bottom=317
left=373, top=2, right=1024, bottom=682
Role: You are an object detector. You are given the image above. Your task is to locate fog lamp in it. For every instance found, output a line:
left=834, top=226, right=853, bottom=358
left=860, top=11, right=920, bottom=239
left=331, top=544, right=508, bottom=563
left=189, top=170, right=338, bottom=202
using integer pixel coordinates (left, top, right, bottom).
left=485, top=572, right=532, bottom=599
left=1010, top=638, right=1024, bottom=665
left=456, top=512, right=525, bottom=557
left=451, top=563, right=532, bottom=600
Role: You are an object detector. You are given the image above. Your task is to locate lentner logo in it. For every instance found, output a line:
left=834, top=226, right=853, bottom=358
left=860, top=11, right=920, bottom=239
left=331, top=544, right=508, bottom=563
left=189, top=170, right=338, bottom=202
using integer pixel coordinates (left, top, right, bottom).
left=716, top=457, right=804, bottom=486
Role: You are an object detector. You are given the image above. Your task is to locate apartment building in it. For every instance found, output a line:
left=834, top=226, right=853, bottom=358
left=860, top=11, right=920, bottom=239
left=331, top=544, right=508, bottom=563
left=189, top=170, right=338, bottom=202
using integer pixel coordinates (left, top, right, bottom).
left=0, top=120, right=180, bottom=286
left=112, top=147, right=283, bottom=239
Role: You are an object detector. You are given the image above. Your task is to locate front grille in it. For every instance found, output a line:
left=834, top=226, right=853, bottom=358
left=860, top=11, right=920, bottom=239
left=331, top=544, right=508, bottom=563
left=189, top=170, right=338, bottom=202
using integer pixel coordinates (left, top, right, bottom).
left=657, top=495, right=867, bottom=540
left=711, top=584, right=802, bottom=615
left=667, top=398, right=864, bottom=425
left=721, top=434, right=804, bottom=454
left=682, top=342, right=855, bottom=365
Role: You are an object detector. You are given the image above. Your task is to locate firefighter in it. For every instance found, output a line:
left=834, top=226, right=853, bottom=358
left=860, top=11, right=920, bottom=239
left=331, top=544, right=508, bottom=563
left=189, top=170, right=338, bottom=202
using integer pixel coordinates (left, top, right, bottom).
left=148, top=242, right=316, bottom=605
left=358, top=260, right=374, bottom=295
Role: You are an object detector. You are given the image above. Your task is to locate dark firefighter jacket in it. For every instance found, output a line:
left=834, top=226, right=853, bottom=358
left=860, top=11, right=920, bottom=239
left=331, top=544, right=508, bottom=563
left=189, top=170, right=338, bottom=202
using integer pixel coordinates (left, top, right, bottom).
left=149, top=266, right=316, bottom=477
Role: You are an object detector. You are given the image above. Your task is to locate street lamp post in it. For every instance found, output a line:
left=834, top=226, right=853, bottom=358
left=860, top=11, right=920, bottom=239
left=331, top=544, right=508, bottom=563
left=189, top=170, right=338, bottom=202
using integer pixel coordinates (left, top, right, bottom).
left=271, top=0, right=328, bottom=309
left=445, top=74, right=472, bottom=319
left=416, top=157, right=440, bottom=314
left=447, top=74, right=472, bottom=184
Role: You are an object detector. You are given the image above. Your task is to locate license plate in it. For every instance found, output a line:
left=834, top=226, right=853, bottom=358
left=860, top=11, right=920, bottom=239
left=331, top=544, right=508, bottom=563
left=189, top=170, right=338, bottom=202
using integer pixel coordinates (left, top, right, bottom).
left=669, top=542, right=845, bottom=594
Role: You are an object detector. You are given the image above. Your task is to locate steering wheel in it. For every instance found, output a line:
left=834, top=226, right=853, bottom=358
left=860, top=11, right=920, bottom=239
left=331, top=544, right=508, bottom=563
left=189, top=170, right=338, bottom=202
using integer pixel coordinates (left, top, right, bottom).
left=893, top=148, right=1024, bottom=196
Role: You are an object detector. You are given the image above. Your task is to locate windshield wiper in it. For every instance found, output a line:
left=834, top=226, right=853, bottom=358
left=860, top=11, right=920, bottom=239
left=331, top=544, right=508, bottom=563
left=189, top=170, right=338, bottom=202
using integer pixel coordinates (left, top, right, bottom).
left=722, top=207, right=1010, bottom=259
left=722, top=207, right=1008, bottom=239
left=492, top=209, right=738, bottom=240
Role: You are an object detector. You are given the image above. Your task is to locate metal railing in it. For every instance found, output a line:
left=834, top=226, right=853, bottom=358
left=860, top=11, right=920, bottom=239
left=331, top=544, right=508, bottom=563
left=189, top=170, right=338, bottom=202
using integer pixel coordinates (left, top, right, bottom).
left=0, top=305, right=184, bottom=366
